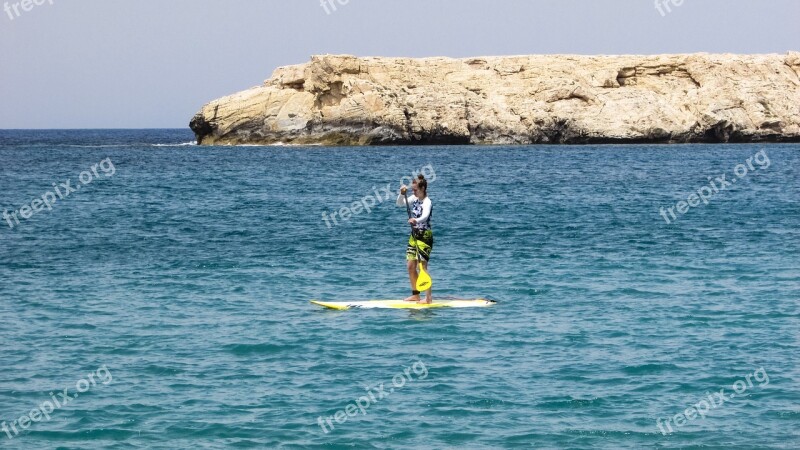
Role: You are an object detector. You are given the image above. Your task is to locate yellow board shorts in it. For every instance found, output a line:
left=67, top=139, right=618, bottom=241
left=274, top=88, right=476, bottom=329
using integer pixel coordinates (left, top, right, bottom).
left=406, top=229, right=433, bottom=262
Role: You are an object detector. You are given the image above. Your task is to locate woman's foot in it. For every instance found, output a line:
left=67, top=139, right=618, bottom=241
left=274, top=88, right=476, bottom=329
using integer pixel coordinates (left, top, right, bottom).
left=418, top=297, right=433, bottom=304
left=404, top=295, right=421, bottom=302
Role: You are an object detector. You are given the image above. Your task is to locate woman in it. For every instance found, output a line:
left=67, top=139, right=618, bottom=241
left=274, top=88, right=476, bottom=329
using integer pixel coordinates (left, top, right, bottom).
left=397, top=174, right=433, bottom=303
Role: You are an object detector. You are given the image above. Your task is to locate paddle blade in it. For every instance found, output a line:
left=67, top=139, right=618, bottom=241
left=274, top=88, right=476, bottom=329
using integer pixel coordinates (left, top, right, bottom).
left=416, top=264, right=432, bottom=291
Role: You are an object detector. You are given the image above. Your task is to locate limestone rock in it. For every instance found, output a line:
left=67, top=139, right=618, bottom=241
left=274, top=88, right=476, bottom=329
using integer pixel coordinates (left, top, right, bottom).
left=190, top=53, right=800, bottom=145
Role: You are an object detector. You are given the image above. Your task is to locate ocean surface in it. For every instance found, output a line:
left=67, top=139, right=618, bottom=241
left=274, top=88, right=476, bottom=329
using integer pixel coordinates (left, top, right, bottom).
left=0, top=129, right=798, bottom=449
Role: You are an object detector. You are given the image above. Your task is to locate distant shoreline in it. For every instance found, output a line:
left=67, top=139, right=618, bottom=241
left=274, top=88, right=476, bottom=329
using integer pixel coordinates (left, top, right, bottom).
left=3, top=129, right=800, bottom=148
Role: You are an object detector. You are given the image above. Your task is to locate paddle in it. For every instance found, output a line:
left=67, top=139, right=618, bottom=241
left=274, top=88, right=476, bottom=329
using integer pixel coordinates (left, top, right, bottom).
left=403, top=189, right=432, bottom=292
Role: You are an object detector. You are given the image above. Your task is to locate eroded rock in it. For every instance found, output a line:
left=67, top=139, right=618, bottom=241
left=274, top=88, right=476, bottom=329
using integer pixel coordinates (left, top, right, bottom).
left=191, top=53, right=800, bottom=145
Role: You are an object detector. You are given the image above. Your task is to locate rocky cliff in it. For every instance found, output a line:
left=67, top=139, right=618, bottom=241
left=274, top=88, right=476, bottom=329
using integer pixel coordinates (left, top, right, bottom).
left=190, top=53, right=800, bottom=145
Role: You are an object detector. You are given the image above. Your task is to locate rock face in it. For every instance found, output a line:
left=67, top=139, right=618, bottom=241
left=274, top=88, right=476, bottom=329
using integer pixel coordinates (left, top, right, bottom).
left=190, top=53, right=800, bottom=145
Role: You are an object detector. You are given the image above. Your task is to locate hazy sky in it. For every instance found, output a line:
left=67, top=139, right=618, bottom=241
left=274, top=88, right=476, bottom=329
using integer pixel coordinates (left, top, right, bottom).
left=1, top=0, right=798, bottom=129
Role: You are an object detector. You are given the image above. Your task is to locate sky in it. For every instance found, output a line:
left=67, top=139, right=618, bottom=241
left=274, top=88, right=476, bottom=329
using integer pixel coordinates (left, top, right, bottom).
left=0, top=0, right=798, bottom=129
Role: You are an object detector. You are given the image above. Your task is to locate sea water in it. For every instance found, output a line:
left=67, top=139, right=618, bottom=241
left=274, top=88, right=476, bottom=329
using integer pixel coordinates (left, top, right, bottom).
left=0, top=130, right=798, bottom=448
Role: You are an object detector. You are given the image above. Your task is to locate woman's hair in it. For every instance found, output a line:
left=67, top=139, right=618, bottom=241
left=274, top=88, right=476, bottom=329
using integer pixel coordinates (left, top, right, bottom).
left=413, top=174, right=427, bottom=194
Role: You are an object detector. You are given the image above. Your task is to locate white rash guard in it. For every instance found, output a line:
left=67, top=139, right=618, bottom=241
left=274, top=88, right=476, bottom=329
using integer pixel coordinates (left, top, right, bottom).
left=397, top=194, right=432, bottom=231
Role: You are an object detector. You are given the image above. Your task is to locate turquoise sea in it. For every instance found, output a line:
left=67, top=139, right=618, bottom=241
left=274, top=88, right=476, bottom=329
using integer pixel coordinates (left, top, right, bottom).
left=0, top=130, right=798, bottom=449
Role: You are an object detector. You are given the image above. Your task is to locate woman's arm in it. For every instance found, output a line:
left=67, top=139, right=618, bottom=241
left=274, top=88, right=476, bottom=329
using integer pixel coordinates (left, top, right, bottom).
left=397, top=194, right=417, bottom=207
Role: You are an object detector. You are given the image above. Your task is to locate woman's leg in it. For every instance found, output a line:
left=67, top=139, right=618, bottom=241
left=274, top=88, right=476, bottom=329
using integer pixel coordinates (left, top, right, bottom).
left=404, top=259, right=420, bottom=301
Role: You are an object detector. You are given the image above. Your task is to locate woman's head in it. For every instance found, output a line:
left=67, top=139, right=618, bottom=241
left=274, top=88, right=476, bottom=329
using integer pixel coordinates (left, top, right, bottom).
left=412, top=174, right=428, bottom=196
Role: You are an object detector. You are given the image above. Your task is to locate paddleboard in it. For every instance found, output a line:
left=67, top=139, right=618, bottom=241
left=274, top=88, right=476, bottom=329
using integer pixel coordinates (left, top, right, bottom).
left=310, top=299, right=496, bottom=310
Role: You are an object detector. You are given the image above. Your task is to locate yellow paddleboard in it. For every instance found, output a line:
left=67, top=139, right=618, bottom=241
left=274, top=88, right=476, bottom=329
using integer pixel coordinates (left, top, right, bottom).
left=310, top=299, right=496, bottom=310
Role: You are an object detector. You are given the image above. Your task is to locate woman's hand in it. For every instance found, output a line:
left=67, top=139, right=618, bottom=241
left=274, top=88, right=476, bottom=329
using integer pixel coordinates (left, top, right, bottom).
left=408, top=218, right=417, bottom=225
left=400, top=185, right=408, bottom=195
